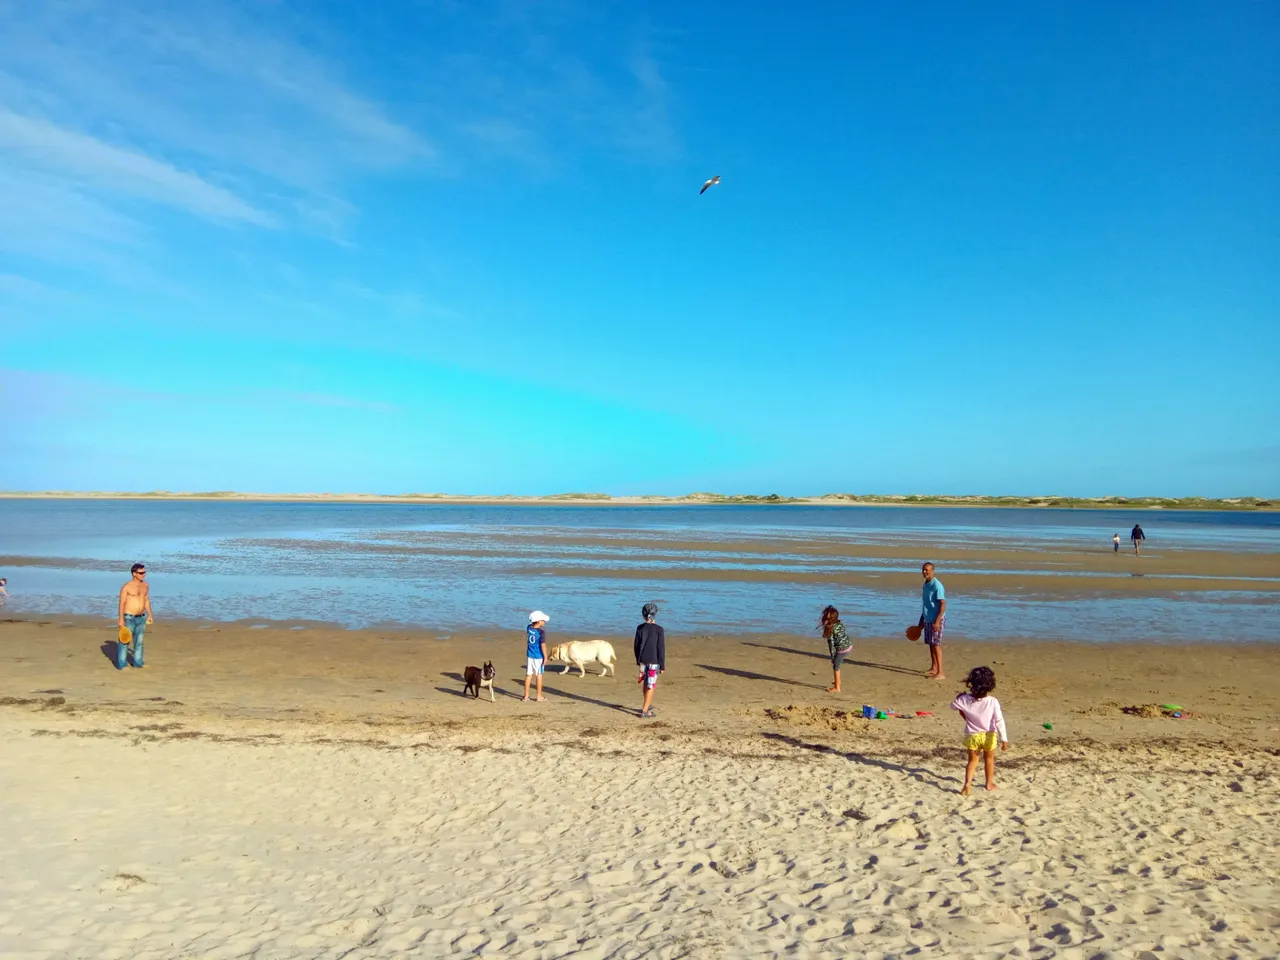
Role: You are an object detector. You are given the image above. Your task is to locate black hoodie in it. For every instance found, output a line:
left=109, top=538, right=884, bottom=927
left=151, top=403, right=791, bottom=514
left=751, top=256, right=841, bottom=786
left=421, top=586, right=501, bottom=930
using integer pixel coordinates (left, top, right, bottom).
left=633, top=621, right=665, bottom=670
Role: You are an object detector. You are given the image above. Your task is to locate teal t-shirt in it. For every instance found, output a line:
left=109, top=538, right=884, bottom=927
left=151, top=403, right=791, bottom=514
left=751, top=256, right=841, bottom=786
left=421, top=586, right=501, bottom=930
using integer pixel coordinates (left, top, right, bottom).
left=922, top=577, right=946, bottom=623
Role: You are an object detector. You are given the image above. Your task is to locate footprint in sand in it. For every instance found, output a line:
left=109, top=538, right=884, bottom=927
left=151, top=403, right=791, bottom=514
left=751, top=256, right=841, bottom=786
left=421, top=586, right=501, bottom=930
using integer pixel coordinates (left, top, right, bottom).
left=100, top=872, right=150, bottom=893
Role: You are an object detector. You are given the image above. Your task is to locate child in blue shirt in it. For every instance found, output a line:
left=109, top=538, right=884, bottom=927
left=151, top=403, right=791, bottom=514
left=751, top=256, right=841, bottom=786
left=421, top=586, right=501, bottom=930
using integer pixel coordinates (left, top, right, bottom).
left=523, top=610, right=549, bottom=702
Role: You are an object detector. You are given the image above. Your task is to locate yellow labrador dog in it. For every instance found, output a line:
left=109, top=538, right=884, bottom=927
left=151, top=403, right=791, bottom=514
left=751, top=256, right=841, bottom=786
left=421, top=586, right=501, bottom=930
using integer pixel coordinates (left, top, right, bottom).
left=549, top=640, right=617, bottom=678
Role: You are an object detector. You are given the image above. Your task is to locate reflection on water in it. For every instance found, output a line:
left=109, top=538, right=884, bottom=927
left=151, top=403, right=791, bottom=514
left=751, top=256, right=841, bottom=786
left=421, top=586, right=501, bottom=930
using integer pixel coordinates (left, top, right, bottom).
left=1, top=500, right=1277, bottom=642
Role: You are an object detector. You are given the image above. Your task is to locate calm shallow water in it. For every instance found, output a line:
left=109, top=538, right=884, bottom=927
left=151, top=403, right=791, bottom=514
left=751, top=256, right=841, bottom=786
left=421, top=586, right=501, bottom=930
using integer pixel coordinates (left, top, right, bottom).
left=1, top=500, right=1277, bottom=642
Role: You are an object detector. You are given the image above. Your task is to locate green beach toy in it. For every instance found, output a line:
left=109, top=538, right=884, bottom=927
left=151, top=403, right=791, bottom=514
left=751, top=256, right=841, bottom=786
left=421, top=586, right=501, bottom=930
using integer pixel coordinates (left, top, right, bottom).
left=1042, top=722, right=1053, bottom=730
left=875, top=710, right=887, bottom=720
left=1160, top=704, right=1182, bottom=711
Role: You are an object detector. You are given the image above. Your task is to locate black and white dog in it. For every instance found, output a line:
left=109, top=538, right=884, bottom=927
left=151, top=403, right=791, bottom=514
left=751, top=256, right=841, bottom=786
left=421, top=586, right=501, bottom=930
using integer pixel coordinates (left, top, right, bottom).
left=463, top=661, right=497, bottom=702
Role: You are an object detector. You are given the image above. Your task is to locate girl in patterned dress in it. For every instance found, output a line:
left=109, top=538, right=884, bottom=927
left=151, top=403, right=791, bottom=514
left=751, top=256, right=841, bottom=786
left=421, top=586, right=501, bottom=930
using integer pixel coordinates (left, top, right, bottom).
left=819, top=605, right=852, bottom=693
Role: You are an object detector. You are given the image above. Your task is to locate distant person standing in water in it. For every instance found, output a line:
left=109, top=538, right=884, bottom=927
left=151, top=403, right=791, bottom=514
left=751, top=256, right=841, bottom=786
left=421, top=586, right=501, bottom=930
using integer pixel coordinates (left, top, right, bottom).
left=0, top=578, right=7, bottom=606
left=919, top=562, right=947, bottom=680
left=1112, top=533, right=1121, bottom=553
left=116, top=563, right=153, bottom=669
left=1131, top=524, right=1146, bottom=555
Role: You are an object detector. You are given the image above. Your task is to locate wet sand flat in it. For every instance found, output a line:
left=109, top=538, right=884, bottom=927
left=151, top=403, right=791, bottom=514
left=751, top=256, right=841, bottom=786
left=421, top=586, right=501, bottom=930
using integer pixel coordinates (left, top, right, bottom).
left=1, top=619, right=1278, bottom=957
left=5, top=536, right=1277, bottom=598
left=4, top=501, right=1276, bottom=643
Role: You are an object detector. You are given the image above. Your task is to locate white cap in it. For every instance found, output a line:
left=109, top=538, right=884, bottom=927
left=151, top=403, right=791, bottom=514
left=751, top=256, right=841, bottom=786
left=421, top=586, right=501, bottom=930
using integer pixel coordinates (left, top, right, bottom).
left=529, top=610, right=550, bottom=624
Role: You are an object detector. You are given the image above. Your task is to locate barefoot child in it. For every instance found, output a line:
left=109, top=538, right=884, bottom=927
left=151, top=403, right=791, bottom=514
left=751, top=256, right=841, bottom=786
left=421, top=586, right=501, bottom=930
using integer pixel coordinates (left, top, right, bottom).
left=818, top=605, right=852, bottom=693
left=634, top=602, right=665, bottom=718
left=951, top=666, right=1010, bottom=795
left=919, top=562, right=947, bottom=680
left=522, top=611, right=549, bottom=702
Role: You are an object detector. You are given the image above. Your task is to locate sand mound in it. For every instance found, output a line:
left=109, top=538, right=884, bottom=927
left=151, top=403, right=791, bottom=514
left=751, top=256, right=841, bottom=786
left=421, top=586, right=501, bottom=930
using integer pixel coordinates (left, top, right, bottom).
left=762, top=704, right=932, bottom=731
left=1122, top=703, right=1196, bottom=719
left=764, top=704, right=869, bottom=730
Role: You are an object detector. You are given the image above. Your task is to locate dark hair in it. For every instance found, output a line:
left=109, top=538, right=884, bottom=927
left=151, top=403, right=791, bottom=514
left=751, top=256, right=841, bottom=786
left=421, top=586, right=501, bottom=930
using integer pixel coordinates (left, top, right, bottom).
left=130, top=563, right=146, bottom=574
left=818, top=605, right=839, bottom=638
left=965, top=666, right=996, bottom=698
left=642, top=602, right=658, bottom=620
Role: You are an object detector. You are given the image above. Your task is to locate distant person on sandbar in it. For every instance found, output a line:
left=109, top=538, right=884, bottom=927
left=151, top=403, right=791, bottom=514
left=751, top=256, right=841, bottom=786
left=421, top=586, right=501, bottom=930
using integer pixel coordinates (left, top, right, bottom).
left=523, top=611, right=549, bottom=702
left=918, top=562, right=947, bottom=680
left=1130, top=524, right=1146, bottom=555
left=634, top=602, right=665, bottom=718
left=1112, top=533, right=1121, bottom=553
left=0, top=578, right=7, bottom=607
left=818, top=605, right=852, bottom=693
left=116, top=563, right=153, bottom=670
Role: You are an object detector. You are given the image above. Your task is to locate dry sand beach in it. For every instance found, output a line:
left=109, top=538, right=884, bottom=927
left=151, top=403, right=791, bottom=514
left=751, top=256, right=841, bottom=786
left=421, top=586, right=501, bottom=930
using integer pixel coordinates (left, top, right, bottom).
left=2, top=618, right=1278, bottom=958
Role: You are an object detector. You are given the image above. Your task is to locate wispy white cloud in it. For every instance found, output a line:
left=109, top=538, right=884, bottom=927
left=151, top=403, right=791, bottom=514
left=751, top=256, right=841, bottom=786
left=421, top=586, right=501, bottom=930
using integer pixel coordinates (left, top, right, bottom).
left=121, top=6, right=433, bottom=175
left=415, top=3, right=684, bottom=169
left=0, top=163, right=144, bottom=265
left=445, top=41, right=682, bottom=168
left=0, top=1, right=686, bottom=291
left=623, top=46, right=678, bottom=160
left=0, top=109, right=272, bottom=226
left=0, top=273, right=58, bottom=300
left=0, top=0, right=432, bottom=271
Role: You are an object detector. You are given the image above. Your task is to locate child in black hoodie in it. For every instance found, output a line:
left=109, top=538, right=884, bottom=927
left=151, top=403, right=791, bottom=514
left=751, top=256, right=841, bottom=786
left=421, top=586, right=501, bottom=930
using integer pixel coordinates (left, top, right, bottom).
left=634, top=602, right=665, bottom=718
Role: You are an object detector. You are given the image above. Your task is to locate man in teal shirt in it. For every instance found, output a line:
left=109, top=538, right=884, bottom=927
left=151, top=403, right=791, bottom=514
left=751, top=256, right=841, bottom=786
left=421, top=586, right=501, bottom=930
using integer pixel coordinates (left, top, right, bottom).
left=918, top=562, right=947, bottom=679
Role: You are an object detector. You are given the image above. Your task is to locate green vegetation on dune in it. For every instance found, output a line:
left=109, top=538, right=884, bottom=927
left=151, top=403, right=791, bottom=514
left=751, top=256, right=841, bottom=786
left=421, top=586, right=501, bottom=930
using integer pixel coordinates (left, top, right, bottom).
left=0, top=491, right=1271, bottom=510
left=685, top=492, right=801, bottom=504
left=818, top=494, right=1273, bottom=510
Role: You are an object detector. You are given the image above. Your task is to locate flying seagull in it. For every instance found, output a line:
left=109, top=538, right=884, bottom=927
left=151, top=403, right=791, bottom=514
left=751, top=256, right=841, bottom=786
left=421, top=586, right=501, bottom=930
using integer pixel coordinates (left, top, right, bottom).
left=699, top=175, right=721, bottom=195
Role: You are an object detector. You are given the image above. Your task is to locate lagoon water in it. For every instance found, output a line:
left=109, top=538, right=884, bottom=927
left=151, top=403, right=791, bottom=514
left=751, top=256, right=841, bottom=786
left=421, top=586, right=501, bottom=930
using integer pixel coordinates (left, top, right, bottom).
left=1, top=499, right=1277, bottom=642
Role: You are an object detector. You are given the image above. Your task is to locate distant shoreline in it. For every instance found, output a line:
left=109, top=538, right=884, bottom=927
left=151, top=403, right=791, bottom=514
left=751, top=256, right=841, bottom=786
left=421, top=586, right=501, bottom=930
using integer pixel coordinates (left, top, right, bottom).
left=0, top=491, right=1274, bottom=510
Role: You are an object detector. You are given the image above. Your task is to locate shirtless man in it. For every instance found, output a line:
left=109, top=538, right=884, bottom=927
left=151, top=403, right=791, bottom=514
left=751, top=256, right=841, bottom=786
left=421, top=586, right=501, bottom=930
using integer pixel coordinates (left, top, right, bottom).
left=116, top=563, right=154, bottom=669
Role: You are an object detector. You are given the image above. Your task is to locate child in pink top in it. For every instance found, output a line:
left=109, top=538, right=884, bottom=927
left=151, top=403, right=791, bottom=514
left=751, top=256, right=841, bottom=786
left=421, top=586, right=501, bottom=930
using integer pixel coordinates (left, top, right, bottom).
left=951, top=666, right=1010, bottom=795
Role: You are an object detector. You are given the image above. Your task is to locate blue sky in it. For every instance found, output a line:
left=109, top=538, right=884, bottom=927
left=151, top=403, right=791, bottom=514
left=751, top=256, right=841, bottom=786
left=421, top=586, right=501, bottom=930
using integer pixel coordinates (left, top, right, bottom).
left=1, top=1, right=1276, bottom=496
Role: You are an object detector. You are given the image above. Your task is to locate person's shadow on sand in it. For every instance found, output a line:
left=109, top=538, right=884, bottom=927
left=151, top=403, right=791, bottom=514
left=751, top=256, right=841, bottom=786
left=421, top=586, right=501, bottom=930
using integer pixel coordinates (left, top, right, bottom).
left=761, top=732, right=959, bottom=793
left=740, top=641, right=827, bottom=660
left=695, top=663, right=823, bottom=689
left=739, top=642, right=921, bottom=677
left=99, top=642, right=118, bottom=665
left=540, top=683, right=633, bottom=714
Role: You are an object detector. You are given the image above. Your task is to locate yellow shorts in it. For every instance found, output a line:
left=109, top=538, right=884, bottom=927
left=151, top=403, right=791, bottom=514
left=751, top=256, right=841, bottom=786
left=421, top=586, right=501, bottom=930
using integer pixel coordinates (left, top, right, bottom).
left=965, top=732, right=998, bottom=752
